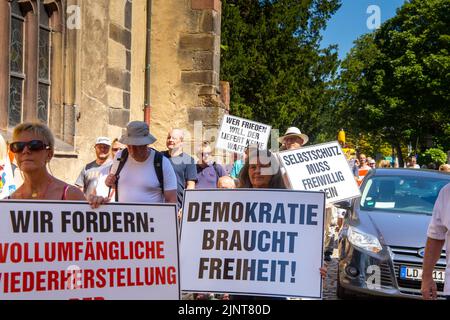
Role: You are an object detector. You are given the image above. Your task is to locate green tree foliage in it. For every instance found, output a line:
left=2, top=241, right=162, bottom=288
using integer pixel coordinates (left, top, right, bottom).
left=337, top=0, right=450, bottom=166
left=419, top=148, right=448, bottom=167
left=220, top=0, right=341, bottom=143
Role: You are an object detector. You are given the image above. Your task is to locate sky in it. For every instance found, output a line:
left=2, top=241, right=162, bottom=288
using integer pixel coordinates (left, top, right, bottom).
left=320, top=0, right=407, bottom=61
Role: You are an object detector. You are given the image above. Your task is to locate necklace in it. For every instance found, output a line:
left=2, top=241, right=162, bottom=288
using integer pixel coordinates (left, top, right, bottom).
left=30, top=179, right=53, bottom=199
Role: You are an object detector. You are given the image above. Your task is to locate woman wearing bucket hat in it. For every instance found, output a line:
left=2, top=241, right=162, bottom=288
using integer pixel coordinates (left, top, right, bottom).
left=279, top=127, right=309, bottom=151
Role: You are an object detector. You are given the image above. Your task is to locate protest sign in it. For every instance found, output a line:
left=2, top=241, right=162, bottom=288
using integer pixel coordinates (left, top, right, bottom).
left=278, top=141, right=361, bottom=203
left=215, top=115, right=271, bottom=154
left=0, top=134, right=16, bottom=199
left=0, top=160, right=16, bottom=199
left=0, top=201, right=180, bottom=300
left=180, top=189, right=325, bottom=299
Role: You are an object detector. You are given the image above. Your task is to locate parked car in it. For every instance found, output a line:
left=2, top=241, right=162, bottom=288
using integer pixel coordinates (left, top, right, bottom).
left=336, top=168, right=450, bottom=299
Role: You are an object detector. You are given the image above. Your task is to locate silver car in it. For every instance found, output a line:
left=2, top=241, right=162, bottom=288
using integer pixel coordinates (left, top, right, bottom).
left=336, top=168, right=450, bottom=299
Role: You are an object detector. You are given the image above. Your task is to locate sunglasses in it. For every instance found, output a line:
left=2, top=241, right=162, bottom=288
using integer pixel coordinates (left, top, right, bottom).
left=9, top=140, right=50, bottom=153
left=112, top=148, right=123, bottom=152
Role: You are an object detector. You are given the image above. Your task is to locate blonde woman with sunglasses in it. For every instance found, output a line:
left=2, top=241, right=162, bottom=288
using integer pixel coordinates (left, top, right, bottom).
left=6, top=122, right=107, bottom=208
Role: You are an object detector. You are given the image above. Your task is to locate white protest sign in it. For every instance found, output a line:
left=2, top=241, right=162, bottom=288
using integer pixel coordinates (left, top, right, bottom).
left=216, top=115, right=271, bottom=154
left=0, top=201, right=180, bottom=300
left=0, top=134, right=16, bottom=199
left=0, top=159, right=16, bottom=199
left=180, top=189, right=325, bottom=299
left=279, top=141, right=361, bottom=204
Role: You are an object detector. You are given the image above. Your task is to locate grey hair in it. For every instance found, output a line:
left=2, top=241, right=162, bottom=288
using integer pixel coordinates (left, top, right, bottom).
left=170, top=128, right=185, bottom=142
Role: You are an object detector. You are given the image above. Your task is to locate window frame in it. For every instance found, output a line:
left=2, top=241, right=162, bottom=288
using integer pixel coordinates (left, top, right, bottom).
left=1, top=0, right=75, bottom=149
left=8, top=2, right=26, bottom=128
left=37, top=1, right=52, bottom=124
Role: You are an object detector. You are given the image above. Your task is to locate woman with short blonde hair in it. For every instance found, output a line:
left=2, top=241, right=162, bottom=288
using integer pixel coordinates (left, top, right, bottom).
left=6, top=122, right=106, bottom=207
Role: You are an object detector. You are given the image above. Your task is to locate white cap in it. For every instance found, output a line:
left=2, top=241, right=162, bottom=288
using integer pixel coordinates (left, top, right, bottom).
left=95, top=137, right=111, bottom=146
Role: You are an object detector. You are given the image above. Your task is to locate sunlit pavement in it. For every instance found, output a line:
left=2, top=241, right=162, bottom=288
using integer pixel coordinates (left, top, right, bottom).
left=323, top=249, right=339, bottom=300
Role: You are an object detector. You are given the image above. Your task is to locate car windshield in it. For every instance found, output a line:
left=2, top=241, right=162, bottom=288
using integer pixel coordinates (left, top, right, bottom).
left=360, top=175, right=449, bottom=215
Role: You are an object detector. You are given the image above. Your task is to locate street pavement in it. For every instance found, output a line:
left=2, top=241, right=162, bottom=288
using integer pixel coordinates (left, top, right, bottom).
left=323, top=249, right=339, bottom=300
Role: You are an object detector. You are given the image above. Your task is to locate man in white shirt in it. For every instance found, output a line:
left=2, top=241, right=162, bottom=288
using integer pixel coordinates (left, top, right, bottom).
left=105, top=121, right=177, bottom=203
left=422, top=182, right=450, bottom=300
left=75, top=136, right=113, bottom=198
left=279, top=127, right=336, bottom=262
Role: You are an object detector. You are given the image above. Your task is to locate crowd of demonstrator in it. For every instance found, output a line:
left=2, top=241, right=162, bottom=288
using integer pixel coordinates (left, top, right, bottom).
left=1, top=121, right=449, bottom=300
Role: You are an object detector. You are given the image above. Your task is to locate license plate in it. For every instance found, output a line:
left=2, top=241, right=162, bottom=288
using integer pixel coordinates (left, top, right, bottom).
left=400, top=266, right=445, bottom=283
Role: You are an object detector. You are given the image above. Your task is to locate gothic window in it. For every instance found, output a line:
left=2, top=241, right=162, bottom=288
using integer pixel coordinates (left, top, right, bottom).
left=8, top=0, right=25, bottom=127
left=2, top=0, right=67, bottom=143
left=38, top=1, right=51, bottom=123
left=5, top=0, right=55, bottom=127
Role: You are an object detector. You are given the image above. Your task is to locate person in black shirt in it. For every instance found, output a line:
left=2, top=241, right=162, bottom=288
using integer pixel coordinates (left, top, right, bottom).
left=162, top=129, right=197, bottom=210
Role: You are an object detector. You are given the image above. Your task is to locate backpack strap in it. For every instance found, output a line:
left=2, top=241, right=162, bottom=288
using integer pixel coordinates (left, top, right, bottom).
left=151, top=148, right=164, bottom=193
left=110, top=148, right=165, bottom=201
left=113, top=148, right=129, bottom=202
left=212, top=162, right=221, bottom=178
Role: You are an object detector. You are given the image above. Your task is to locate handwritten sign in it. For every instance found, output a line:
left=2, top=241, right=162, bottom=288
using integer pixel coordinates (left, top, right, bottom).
left=216, top=115, right=271, bottom=154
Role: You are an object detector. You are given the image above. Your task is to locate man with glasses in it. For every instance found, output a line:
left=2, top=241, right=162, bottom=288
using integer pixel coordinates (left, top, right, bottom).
left=111, top=138, right=126, bottom=159
left=75, top=137, right=113, bottom=198
left=279, top=127, right=309, bottom=151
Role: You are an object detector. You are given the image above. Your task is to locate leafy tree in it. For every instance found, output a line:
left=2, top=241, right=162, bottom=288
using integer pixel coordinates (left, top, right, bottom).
left=220, top=0, right=341, bottom=144
left=336, top=0, right=450, bottom=166
left=419, top=148, right=448, bottom=167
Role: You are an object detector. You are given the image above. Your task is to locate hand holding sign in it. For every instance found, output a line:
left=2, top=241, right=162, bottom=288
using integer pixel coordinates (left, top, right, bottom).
left=86, top=194, right=111, bottom=209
